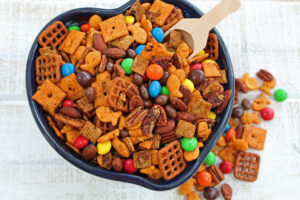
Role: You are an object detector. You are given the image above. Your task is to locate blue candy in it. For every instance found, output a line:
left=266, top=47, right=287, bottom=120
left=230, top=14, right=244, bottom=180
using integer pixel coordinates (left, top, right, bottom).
left=151, top=27, right=164, bottom=43
left=135, top=45, right=145, bottom=55
left=224, top=124, right=230, bottom=133
left=149, top=81, right=161, bottom=98
left=61, top=63, right=75, bottom=77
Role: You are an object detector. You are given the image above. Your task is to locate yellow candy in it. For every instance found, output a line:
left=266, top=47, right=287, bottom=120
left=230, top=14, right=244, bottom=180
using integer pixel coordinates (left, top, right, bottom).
left=125, top=16, right=135, bottom=24
left=195, top=49, right=206, bottom=57
left=183, top=79, right=194, bottom=92
left=202, top=59, right=215, bottom=64
left=207, top=111, right=216, bottom=120
left=97, top=140, right=111, bottom=155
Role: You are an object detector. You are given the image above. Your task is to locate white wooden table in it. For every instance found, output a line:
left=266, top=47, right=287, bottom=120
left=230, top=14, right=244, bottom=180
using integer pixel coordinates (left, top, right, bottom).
left=0, top=0, right=299, bottom=199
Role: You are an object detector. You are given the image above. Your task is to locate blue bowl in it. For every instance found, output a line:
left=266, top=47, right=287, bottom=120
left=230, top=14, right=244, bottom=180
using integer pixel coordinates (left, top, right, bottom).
left=26, top=0, right=234, bottom=191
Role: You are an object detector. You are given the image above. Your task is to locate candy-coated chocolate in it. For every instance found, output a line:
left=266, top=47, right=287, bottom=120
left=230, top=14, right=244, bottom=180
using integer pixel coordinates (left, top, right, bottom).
left=160, top=86, right=170, bottom=95
left=61, top=63, right=75, bottom=77
left=80, top=24, right=90, bottom=32
left=207, top=111, right=216, bottom=120
left=183, top=79, right=194, bottom=92
left=226, top=128, right=236, bottom=141
left=124, top=159, right=138, bottom=174
left=151, top=27, right=164, bottom=43
left=125, top=16, right=135, bottom=24
left=188, top=69, right=204, bottom=86
left=219, top=161, right=233, bottom=174
left=181, top=137, right=198, bottom=152
left=260, top=107, right=274, bottom=120
left=146, top=64, right=164, bottom=80
left=63, top=100, right=74, bottom=107
left=135, top=44, right=145, bottom=55
left=204, top=152, right=216, bottom=165
left=97, top=140, right=112, bottom=155
left=197, top=171, right=212, bottom=186
left=68, top=25, right=81, bottom=31
left=274, top=89, right=288, bottom=102
left=121, top=58, right=134, bottom=74
left=190, top=63, right=203, bottom=71
left=224, top=124, right=230, bottom=133
left=149, top=81, right=161, bottom=98
left=74, top=135, right=89, bottom=149
left=195, top=50, right=206, bottom=57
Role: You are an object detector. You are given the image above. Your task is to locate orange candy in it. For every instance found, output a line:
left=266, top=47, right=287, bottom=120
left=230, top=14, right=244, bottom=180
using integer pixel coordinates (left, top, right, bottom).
left=197, top=171, right=212, bottom=186
left=226, top=128, right=236, bottom=142
left=146, top=64, right=164, bottom=80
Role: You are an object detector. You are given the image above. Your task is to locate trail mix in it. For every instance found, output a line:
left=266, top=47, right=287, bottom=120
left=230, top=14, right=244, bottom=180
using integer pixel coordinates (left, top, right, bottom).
left=32, top=0, right=233, bottom=181
left=178, top=69, right=288, bottom=199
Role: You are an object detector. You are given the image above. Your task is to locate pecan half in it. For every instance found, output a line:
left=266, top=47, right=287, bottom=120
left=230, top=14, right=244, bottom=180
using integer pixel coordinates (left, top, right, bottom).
left=112, top=64, right=125, bottom=78
left=125, top=84, right=140, bottom=99
left=98, top=54, right=107, bottom=73
left=171, top=53, right=183, bottom=69
left=179, top=85, right=191, bottom=105
left=206, top=91, right=224, bottom=108
left=200, top=79, right=224, bottom=99
left=129, top=95, right=144, bottom=111
left=235, top=78, right=248, bottom=93
left=156, top=105, right=167, bottom=127
left=151, top=57, right=172, bottom=70
left=221, top=184, right=232, bottom=200
left=142, top=105, right=161, bottom=135
left=176, top=112, right=196, bottom=122
left=208, top=165, right=224, bottom=184
left=125, top=106, right=148, bottom=128
left=217, top=89, right=232, bottom=113
left=170, top=97, right=187, bottom=111
left=256, top=69, right=274, bottom=81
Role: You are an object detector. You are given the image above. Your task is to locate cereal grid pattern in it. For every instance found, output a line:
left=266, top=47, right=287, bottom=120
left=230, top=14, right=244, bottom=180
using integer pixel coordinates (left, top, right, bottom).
left=35, top=54, right=62, bottom=84
left=234, top=151, right=260, bottom=182
left=205, top=33, right=219, bottom=60
left=157, top=140, right=186, bottom=181
left=108, top=77, right=131, bottom=112
left=38, top=21, right=68, bottom=48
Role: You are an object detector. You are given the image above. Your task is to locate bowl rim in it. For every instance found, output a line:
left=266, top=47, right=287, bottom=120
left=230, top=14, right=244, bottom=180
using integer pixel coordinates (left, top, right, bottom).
left=26, top=0, right=234, bottom=191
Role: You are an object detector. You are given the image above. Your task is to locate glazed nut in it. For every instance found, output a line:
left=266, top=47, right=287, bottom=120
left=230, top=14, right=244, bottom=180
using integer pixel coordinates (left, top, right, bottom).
left=235, top=78, right=248, bottom=93
left=176, top=112, right=196, bottom=122
left=256, top=69, right=274, bottom=81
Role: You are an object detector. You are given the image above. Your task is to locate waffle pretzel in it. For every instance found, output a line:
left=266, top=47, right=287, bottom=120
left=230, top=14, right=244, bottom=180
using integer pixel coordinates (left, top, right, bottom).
left=157, top=140, right=186, bottom=180
left=38, top=21, right=68, bottom=48
left=234, top=151, right=260, bottom=182
left=35, top=54, right=63, bottom=84
left=205, top=33, right=219, bottom=60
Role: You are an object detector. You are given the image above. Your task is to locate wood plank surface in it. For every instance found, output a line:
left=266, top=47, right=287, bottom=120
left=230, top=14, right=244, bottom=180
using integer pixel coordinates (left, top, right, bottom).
left=0, top=0, right=299, bottom=199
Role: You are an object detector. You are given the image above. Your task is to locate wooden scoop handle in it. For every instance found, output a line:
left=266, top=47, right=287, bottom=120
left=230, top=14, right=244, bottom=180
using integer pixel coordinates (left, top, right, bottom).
left=196, top=0, right=241, bottom=32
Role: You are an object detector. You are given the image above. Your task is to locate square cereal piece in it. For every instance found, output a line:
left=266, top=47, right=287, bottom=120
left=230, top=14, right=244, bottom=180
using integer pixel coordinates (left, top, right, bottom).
left=129, top=0, right=145, bottom=22
left=242, top=124, right=267, bottom=150
left=175, top=120, right=196, bottom=139
left=76, top=96, right=94, bottom=113
left=215, top=69, right=227, bottom=84
left=203, top=62, right=221, bottom=78
left=99, top=14, right=129, bottom=43
left=32, top=79, right=66, bottom=114
left=132, top=55, right=149, bottom=76
left=110, top=35, right=135, bottom=50
left=80, top=121, right=102, bottom=143
left=169, top=30, right=183, bottom=48
left=188, top=99, right=212, bottom=119
left=59, top=30, right=85, bottom=55
left=148, top=0, right=175, bottom=26
left=133, top=150, right=152, bottom=168
left=58, top=73, right=84, bottom=101
left=218, top=146, right=238, bottom=165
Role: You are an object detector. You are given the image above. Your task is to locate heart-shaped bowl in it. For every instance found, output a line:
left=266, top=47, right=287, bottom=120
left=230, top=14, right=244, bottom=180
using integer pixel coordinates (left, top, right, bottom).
left=26, top=0, right=234, bottom=191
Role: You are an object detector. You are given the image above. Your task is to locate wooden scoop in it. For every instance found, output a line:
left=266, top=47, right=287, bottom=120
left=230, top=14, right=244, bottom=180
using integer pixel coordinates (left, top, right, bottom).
left=166, top=0, right=241, bottom=57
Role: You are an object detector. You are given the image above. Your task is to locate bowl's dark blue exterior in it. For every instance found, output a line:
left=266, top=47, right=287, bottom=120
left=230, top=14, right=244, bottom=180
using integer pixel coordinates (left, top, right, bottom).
left=26, top=0, right=234, bottom=191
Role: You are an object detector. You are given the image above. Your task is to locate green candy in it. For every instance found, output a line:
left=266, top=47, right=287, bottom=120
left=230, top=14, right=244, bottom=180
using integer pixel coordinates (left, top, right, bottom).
left=181, top=137, right=198, bottom=152
left=68, top=25, right=81, bottom=31
left=160, top=86, right=170, bottom=95
left=121, top=58, right=134, bottom=74
left=204, top=152, right=216, bottom=165
left=274, top=89, right=288, bottom=102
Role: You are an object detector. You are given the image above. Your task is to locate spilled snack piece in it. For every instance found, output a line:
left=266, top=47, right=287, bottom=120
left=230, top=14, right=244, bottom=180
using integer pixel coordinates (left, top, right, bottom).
left=32, top=0, right=233, bottom=181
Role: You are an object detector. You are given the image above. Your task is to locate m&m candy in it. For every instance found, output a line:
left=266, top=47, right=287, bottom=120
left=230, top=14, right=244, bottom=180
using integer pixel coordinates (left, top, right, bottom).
left=151, top=27, right=164, bottom=43
left=204, top=152, right=216, bottom=165
left=61, top=63, right=75, bottom=77
left=124, top=159, right=138, bottom=174
left=97, top=140, right=112, bottom=155
left=125, top=16, right=135, bottom=24
left=181, top=137, right=198, bottom=152
left=160, top=86, right=170, bottom=96
left=80, top=24, right=90, bottom=32
left=68, top=25, right=81, bottom=31
left=190, top=63, right=203, bottom=71
left=74, top=135, right=89, bottom=149
left=146, top=64, right=163, bottom=80
left=62, top=100, right=74, bottom=107
left=197, top=171, right=212, bottom=186
left=260, top=107, right=274, bottom=120
left=135, top=45, right=145, bottom=55
left=149, top=81, right=161, bottom=98
left=219, top=161, right=233, bottom=174
left=121, top=58, right=134, bottom=74
left=183, top=79, right=195, bottom=92
left=274, top=89, right=288, bottom=102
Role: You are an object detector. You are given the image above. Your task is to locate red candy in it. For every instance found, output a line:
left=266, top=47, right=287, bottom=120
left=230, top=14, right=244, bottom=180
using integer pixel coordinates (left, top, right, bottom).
left=74, top=135, right=89, bottom=149
left=226, top=128, right=236, bottom=142
left=260, top=107, right=274, bottom=120
left=219, top=161, right=233, bottom=174
left=146, top=64, right=164, bottom=80
left=80, top=24, right=91, bottom=32
left=123, top=159, right=138, bottom=174
left=63, top=100, right=74, bottom=107
left=190, top=63, right=203, bottom=71
left=197, top=171, right=212, bottom=186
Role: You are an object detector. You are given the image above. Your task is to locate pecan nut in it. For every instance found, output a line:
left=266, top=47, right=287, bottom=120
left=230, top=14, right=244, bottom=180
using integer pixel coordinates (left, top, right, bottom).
left=156, top=105, right=167, bottom=127
left=235, top=78, right=248, bottom=93
left=129, top=95, right=144, bottom=111
left=176, top=112, right=196, bottom=122
left=221, top=184, right=232, bottom=200
left=179, top=85, right=191, bottom=105
left=125, top=106, right=148, bottom=128
left=142, top=105, right=161, bottom=135
left=170, top=97, right=187, bottom=111
left=171, top=53, right=183, bottom=69
left=151, top=57, right=172, bottom=70
left=235, top=125, right=243, bottom=139
left=256, top=69, right=274, bottom=81
left=125, top=84, right=140, bottom=99
left=112, top=64, right=125, bottom=78
left=98, top=54, right=107, bottom=73
left=217, top=89, right=232, bottom=113
left=208, top=165, right=224, bottom=184
left=206, top=91, right=224, bottom=108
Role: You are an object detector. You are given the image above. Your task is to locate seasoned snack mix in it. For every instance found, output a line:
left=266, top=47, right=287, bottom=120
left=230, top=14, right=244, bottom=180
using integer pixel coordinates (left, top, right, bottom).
left=32, top=0, right=233, bottom=181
